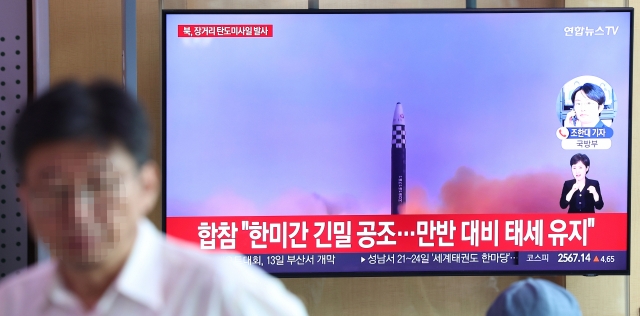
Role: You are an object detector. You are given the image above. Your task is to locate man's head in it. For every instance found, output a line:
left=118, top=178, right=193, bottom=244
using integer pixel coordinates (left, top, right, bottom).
left=12, top=81, right=159, bottom=268
left=486, top=278, right=582, bottom=316
left=571, top=83, right=606, bottom=126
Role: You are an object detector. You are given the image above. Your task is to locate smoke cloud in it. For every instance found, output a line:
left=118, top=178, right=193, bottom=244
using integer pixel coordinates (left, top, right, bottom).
left=402, top=166, right=620, bottom=214
left=169, top=166, right=621, bottom=216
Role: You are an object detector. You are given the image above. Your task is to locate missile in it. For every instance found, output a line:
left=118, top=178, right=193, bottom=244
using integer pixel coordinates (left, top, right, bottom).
left=391, top=102, right=406, bottom=214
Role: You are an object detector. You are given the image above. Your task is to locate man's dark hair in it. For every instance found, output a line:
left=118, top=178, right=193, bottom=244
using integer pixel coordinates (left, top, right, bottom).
left=571, top=83, right=606, bottom=106
left=12, top=80, right=150, bottom=178
left=569, top=153, right=590, bottom=174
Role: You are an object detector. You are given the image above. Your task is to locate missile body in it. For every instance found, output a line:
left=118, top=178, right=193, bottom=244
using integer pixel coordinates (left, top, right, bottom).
left=391, top=102, right=406, bottom=214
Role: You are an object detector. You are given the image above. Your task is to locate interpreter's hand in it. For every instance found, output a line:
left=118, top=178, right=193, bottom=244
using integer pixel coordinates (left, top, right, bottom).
left=571, top=183, right=580, bottom=192
left=587, top=186, right=600, bottom=202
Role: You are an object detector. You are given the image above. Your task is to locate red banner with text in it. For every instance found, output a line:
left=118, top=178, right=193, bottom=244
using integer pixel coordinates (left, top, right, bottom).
left=166, top=214, right=626, bottom=254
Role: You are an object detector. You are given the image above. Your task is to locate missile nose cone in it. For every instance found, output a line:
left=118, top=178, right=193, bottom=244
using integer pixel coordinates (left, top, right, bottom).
left=393, top=102, right=405, bottom=125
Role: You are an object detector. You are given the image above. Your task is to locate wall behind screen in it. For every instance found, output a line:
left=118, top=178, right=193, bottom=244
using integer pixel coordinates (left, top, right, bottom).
left=49, top=0, right=165, bottom=228
left=0, top=0, right=29, bottom=283
left=47, top=0, right=636, bottom=315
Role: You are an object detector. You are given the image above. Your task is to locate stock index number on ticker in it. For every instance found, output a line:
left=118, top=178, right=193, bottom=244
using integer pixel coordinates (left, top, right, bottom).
left=557, top=253, right=615, bottom=263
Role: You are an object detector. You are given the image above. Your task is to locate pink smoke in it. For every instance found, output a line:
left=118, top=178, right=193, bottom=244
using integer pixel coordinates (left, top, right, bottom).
left=402, top=166, right=620, bottom=214
left=180, top=166, right=621, bottom=216
left=195, top=189, right=376, bottom=216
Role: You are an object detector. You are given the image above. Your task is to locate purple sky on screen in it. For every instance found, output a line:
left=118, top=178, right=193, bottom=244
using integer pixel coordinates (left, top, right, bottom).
left=165, top=12, right=630, bottom=216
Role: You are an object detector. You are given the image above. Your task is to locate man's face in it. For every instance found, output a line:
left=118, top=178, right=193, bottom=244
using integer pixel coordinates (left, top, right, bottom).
left=573, top=90, right=604, bottom=126
left=19, top=141, right=158, bottom=267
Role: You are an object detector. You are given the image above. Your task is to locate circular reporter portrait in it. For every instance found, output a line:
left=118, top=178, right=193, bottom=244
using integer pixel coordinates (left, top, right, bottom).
left=556, top=75, right=617, bottom=130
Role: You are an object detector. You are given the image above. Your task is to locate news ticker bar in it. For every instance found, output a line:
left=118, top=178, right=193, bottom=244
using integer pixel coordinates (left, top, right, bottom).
left=217, top=251, right=627, bottom=274
left=166, top=214, right=627, bottom=253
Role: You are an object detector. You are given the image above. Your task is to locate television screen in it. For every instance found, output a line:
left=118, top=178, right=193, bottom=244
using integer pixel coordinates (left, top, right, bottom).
left=163, top=9, right=632, bottom=276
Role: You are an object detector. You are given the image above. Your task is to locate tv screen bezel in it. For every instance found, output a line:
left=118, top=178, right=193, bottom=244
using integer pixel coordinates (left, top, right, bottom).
left=161, top=8, right=633, bottom=277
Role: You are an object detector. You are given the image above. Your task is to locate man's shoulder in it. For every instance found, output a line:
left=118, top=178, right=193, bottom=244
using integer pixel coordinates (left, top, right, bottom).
left=159, top=238, right=307, bottom=315
left=0, top=261, right=55, bottom=312
left=0, top=260, right=55, bottom=291
left=595, top=120, right=614, bottom=131
left=161, top=237, right=273, bottom=284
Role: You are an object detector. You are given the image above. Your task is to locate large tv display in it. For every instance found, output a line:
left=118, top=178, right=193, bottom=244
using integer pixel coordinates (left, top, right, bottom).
left=163, top=9, right=632, bottom=276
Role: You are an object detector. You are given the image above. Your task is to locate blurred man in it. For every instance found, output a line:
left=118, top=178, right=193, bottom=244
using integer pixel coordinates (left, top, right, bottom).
left=0, top=81, right=308, bottom=315
left=486, top=278, right=582, bottom=316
